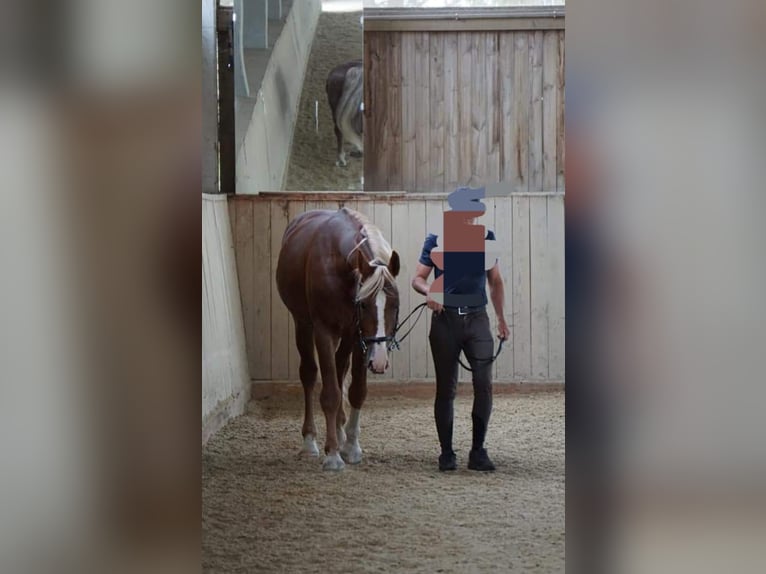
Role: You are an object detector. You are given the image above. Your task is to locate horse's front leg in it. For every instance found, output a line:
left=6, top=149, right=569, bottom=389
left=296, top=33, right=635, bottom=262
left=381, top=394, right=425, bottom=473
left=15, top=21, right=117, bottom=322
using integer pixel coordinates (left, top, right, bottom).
left=334, top=335, right=354, bottom=450
left=341, top=344, right=368, bottom=464
left=314, top=328, right=344, bottom=471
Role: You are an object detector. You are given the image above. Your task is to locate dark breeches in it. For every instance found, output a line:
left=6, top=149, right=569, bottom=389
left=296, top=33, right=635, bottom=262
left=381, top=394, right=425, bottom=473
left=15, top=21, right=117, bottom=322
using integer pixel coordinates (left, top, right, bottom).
left=428, top=309, right=494, bottom=453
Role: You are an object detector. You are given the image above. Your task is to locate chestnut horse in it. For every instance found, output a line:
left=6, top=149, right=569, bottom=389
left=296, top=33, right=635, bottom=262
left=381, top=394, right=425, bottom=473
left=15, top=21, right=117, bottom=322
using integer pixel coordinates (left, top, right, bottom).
left=276, top=207, right=400, bottom=470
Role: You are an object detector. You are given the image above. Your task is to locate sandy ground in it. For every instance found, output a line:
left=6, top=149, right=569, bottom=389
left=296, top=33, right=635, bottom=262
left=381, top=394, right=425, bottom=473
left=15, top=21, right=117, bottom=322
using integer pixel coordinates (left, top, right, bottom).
left=202, top=390, right=564, bottom=573
left=284, top=11, right=364, bottom=191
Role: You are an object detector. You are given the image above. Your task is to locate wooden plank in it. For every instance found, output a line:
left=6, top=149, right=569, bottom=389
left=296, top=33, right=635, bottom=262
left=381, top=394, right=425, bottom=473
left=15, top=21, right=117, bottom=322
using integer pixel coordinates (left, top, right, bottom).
left=486, top=32, right=501, bottom=185
left=407, top=201, right=429, bottom=379
left=372, top=200, right=394, bottom=380
left=470, top=32, right=487, bottom=188
left=388, top=32, right=403, bottom=191
left=401, top=33, right=417, bottom=191
left=443, top=32, right=460, bottom=192
left=287, top=200, right=304, bottom=382
left=234, top=200, right=256, bottom=377
left=494, top=196, right=514, bottom=381
left=319, top=199, right=341, bottom=212
left=513, top=32, right=529, bottom=192
left=425, top=198, right=443, bottom=379
left=542, top=30, right=558, bottom=192
left=251, top=200, right=272, bottom=381
left=429, top=32, right=445, bottom=193
left=547, top=195, right=565, bottom=380
left=245, top=191, right=563, bottom=201
left=304, top=198, right=322, bottom=213
left=228, top=198, right=238, bottom=232
left=364, top=32, right=383, bottom=190
left=270, top=199, right=290, bottom=380
left=512, top=195, right=531, bottom=379
left=457, top=32, right=473, bottom=186
left=345, top=198, right=361, bottom=216
left=556, top=30, right=565, bottom=191
left=529, top=31, right=544, bottom=192
left=529, top=196, right=548, bottom=380
left=414, top=32, right=431, bottom=193
left=485, top=197, right=499, bottom=382
left=364, top=18, right=566, bottom=34
left=391, top=201, right=412, bottom=381
left=500, top=31, right=515, bottom=182
left=377, top=32, right=390, bottom=191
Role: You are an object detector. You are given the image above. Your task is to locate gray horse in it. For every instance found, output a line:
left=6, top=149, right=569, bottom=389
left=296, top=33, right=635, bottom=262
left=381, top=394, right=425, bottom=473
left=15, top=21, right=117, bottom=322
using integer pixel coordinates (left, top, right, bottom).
left=326, top=60, right=363, bottom=167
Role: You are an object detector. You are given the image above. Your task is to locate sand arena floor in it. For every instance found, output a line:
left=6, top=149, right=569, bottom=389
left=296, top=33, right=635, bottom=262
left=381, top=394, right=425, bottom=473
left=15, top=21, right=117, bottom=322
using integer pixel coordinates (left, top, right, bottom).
left=284, top=11, right=364, bottom=192
left=202, top=387, right=564, bottom=573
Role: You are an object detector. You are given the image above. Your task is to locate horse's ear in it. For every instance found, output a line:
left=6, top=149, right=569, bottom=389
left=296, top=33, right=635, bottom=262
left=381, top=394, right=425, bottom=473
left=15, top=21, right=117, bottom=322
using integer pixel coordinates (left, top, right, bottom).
left=388, top=251, right=400, bottom=277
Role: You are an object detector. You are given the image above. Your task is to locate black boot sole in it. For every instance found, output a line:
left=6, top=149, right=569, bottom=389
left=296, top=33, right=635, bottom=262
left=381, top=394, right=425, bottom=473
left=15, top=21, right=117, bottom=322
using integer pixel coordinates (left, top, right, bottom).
left=467, top=462, right=496, bottom=472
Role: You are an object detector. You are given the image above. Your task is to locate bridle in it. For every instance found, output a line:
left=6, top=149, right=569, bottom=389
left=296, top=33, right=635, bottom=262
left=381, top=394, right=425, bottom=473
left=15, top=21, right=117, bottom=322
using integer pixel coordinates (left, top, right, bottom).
left=348, top=236, right=504, bottom=370
left=355, top=299, right=504, bottom=371
left=355, top=299, right=399, bottom=355
left=355, top=298, right=427, bottom=355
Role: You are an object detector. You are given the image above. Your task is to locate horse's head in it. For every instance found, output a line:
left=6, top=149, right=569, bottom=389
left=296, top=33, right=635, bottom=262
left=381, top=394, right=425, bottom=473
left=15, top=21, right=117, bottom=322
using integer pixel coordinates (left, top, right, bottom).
left=355, top=251, right=400, bottom=374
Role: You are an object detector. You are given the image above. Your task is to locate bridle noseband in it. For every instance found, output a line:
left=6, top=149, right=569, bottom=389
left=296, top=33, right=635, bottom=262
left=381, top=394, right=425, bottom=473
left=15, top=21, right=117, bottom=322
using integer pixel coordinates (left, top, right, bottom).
left=355, top=297, right=426, bottom=355
left=355, top=299, right=504, bottom=371
left=355, top=299, right=399, bottom=354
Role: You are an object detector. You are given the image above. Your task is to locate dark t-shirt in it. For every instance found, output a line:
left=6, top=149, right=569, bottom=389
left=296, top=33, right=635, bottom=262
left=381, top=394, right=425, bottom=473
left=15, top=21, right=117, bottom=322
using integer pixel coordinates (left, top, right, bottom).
left=418, top=230, right=496, bottom=308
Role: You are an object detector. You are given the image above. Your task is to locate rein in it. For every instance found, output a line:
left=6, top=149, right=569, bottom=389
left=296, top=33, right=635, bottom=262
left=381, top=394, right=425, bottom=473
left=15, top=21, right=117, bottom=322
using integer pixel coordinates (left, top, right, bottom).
left=355, top=300, right=505, bottom=372
left=458, top=338, right=504, bottom=371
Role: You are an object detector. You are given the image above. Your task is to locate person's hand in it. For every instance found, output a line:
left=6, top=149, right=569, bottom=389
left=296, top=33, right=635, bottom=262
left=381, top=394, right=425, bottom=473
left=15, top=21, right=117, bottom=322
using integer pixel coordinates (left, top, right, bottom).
left=497, top=318, right=510, bottom=340
left=426, top=287, right=443, bottom=313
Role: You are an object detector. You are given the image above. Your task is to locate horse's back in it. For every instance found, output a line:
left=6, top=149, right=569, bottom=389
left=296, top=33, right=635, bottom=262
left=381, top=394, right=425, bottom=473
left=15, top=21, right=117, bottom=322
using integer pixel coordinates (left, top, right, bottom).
left=277, top=209, right=343, bottom=314
left=281, top=209, right=335, bottom=247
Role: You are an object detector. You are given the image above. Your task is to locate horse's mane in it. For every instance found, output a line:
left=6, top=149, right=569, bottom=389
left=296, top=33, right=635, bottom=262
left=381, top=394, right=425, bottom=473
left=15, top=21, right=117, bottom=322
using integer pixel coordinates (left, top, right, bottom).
left=343, top=208, right=395, bottom=302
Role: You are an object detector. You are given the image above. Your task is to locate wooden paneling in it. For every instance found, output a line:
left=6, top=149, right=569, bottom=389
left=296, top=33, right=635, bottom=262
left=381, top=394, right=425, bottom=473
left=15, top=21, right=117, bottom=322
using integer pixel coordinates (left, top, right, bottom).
left=364, top=26, right=564, bottom=194
left=229, top=192, right=564, bottom=384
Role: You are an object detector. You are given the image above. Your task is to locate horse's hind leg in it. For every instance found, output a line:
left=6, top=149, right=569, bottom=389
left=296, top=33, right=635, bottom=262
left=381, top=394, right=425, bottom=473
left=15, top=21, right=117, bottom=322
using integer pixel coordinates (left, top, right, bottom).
left=342, top=345, right=368, bottom=464
left=314, top=327, right=345, bottom=471
left=295, top=320, right=319, bottom=457
left=334, top=125, right=347, bottom=167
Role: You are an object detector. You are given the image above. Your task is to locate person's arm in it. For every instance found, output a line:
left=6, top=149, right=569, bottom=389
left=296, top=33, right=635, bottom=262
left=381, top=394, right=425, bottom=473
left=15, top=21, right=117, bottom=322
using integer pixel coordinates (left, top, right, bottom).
left=412, top=263, right=443, bottom=313
left=487, top=264, right=510, bottom=340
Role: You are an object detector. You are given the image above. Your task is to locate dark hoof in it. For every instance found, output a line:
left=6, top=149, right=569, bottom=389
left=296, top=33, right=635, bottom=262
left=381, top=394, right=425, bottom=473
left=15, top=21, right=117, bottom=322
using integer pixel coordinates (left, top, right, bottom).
left=349, top=150, right=363, bottom=158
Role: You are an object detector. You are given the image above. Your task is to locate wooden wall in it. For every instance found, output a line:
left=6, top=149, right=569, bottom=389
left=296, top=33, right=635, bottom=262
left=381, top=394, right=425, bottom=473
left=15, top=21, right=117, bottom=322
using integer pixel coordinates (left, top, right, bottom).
left=229, top=192, right=564, bottom=384
left=203, top=194, right=251, bottom=442
left=364, top=27, right=565, bottom=193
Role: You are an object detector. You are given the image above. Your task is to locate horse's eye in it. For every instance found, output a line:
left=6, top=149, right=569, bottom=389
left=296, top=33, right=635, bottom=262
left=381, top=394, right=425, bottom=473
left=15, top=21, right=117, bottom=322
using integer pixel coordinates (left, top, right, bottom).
left=359, top=303, right=366, bottom=310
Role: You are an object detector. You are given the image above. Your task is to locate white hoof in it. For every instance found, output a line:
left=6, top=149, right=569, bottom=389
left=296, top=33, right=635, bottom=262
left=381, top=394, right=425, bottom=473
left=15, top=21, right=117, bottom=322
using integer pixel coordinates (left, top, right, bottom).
left=322, top=451, right=345, bottom=471
left=335, top=160, right=347, bottom=168
left=299, top=434, right=320, bottom=457
left=340, top=440, right=363, bottom=464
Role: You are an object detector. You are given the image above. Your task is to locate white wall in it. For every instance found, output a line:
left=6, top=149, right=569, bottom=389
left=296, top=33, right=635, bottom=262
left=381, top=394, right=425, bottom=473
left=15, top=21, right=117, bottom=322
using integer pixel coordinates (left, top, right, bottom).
left=202, top=195, right=251, bottom=443
left=236, top=0, right=322, bottom=193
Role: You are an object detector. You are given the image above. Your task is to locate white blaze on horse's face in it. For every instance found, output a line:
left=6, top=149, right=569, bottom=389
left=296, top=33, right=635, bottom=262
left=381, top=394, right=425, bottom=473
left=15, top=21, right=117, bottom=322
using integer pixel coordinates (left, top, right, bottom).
left=369, top=290, right=388, bottom=374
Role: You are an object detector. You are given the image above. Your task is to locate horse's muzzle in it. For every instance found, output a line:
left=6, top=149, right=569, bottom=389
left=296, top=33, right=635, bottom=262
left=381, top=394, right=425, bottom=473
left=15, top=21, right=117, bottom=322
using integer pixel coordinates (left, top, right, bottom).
left=368, top=360, right=389, bottom=375
left=368, top=342, right=389, bottom=374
